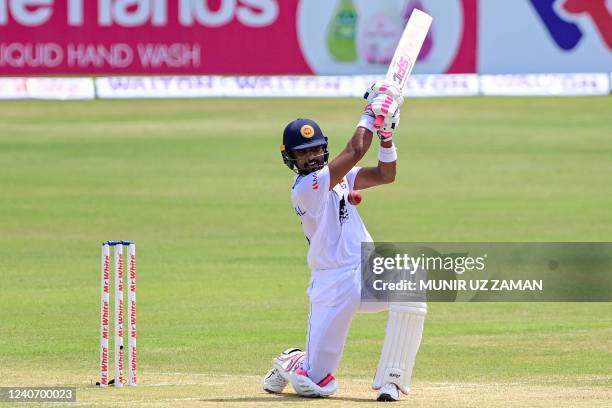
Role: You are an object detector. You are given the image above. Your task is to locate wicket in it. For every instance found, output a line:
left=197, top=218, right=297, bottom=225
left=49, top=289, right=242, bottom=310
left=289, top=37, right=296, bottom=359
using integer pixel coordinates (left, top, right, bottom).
left=99, top=240, right=137, bottom=387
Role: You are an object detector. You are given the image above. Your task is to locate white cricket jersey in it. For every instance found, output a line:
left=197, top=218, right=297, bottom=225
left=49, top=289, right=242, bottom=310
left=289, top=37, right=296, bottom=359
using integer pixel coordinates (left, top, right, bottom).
left=291, top=166, right=373, bottom=271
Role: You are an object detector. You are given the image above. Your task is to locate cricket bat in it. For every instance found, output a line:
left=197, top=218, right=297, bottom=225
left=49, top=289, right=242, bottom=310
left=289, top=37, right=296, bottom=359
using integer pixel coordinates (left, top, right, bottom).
left=374, top=9, right=433, bottom=129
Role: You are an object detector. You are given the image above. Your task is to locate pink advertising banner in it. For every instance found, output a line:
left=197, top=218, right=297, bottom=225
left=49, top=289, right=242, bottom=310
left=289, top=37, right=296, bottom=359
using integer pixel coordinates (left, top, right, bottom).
left=0, top=0, right=477, bottom=75
left=0, top=0, right=310, bottom=74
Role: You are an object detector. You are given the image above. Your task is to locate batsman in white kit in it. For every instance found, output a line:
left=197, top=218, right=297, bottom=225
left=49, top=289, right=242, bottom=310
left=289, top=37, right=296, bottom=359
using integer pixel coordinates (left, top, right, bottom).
left=262, top=80, right=426, bottom=401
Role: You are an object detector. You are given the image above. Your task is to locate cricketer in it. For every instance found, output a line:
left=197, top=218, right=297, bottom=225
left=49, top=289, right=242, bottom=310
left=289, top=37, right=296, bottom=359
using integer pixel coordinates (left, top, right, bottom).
left=262, top=81, right=427, bottom=401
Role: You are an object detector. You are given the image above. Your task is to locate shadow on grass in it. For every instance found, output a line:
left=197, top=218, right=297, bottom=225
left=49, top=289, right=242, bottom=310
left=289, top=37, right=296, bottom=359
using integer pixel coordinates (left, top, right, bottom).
left=200, top=392, right=373, bottom=403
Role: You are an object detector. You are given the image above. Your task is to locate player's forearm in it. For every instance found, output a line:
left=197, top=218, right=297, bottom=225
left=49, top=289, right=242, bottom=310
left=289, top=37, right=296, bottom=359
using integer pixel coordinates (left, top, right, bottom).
left=347, top=126, right=374, bottom=159
left=328, top=127, right=375, bottom=189
left=377, top=141, right=397, bottom=183
left=381, top=139, right=393, bottom=149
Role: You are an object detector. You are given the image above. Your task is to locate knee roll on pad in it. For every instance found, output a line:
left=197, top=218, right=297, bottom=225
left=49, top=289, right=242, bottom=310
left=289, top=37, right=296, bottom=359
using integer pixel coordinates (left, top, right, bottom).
left=372, top=302, right=427, bottom=394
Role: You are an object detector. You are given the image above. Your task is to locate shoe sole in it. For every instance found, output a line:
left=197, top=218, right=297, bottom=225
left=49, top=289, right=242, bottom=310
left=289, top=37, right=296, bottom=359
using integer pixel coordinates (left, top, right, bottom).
left=376, top=392, right=399, bottom=402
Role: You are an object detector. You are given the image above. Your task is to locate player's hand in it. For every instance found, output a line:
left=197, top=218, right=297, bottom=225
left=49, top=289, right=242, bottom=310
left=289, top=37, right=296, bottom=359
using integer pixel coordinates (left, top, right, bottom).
left=360, top=93, right=402, bottom=139
left=377, top=109, right=400, bottom=142
left=370, top=94, right=400, bottom=121
left=363, top=80, right=404, bottom=107
left=364, top=82, right=404, bottom=129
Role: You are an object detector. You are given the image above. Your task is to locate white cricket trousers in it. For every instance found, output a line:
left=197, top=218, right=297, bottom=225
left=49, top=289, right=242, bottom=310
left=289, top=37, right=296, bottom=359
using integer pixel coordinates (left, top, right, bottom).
left=303, top=264, right=386, bottom=383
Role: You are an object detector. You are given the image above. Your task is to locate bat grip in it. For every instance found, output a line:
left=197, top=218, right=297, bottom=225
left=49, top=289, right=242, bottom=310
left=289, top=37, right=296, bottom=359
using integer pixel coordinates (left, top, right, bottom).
left=374, top=115, right=384, bottom=129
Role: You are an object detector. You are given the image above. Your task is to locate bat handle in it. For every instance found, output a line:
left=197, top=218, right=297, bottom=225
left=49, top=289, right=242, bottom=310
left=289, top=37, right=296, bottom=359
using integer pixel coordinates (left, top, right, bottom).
left=373, top=115, right=384, bottom=129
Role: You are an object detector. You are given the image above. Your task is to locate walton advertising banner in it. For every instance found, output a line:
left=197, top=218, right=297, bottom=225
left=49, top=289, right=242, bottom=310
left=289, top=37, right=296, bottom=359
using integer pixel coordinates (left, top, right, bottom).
left=0, top=0, right=608, bottom=75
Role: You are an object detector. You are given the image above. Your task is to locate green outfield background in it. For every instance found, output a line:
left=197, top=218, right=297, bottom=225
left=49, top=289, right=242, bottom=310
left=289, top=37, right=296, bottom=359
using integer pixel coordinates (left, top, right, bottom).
left=0, top=97, right=610, bottom=407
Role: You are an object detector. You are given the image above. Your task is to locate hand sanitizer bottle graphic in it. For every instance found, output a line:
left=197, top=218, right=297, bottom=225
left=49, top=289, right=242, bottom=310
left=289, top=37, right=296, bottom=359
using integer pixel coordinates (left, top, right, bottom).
left=327, top=0, right=358, bottom=62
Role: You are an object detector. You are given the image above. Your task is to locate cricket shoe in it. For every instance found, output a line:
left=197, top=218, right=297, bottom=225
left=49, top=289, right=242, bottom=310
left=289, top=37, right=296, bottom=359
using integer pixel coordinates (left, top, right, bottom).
left=263, top=368, right=287, bottom=394
left=289, top=367, right=337, bottom=398
left=376, top=383, right=401, bottom=402
left=262, top=348, right=304, bottom=394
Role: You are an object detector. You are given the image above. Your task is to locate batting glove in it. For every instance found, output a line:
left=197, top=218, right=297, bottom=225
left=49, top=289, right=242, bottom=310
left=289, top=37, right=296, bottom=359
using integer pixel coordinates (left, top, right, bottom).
left=371, top=94, right=400, bottom=121
left=377, top=111, right=400, bottom=142
left=363, top=80, right=404, bottom=107
left=360, top=93, right=401, bottom=141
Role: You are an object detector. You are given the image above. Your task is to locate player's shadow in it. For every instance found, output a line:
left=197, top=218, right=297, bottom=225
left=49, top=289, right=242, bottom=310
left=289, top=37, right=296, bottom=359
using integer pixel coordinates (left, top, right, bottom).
left=199, top=392, right=373, bottom=403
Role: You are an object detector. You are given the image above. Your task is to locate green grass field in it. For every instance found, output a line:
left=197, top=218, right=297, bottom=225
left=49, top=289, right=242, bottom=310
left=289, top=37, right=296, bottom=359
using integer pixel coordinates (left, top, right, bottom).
left=0, top=97, right=611, bottom=407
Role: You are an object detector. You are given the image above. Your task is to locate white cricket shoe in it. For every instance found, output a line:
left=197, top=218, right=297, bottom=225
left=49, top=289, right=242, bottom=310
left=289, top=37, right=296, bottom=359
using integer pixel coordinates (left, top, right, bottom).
left=263, top=368, right=288, bottom=394
left=377, top=383, right=401, bottom=401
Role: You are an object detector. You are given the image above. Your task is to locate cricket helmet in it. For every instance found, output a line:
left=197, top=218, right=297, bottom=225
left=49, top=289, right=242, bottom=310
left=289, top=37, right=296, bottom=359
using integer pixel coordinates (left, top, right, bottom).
left=280, top=118, right=329, bottom=175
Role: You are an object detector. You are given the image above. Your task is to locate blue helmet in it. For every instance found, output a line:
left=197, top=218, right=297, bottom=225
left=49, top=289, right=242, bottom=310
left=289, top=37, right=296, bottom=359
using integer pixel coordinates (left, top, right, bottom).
left=280, top=118, right=329, bottom=175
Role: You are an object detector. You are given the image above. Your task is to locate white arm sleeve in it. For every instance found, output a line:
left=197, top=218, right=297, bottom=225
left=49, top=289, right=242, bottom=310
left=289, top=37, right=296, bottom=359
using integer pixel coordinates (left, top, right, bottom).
left=292, top=166, right=331, bottom=217
left=346, top=167, right=362, bottom=191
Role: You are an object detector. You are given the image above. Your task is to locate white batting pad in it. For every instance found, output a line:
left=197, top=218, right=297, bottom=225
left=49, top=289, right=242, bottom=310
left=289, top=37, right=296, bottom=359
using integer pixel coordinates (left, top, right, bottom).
left=372, top=302, right=427, bottom=394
